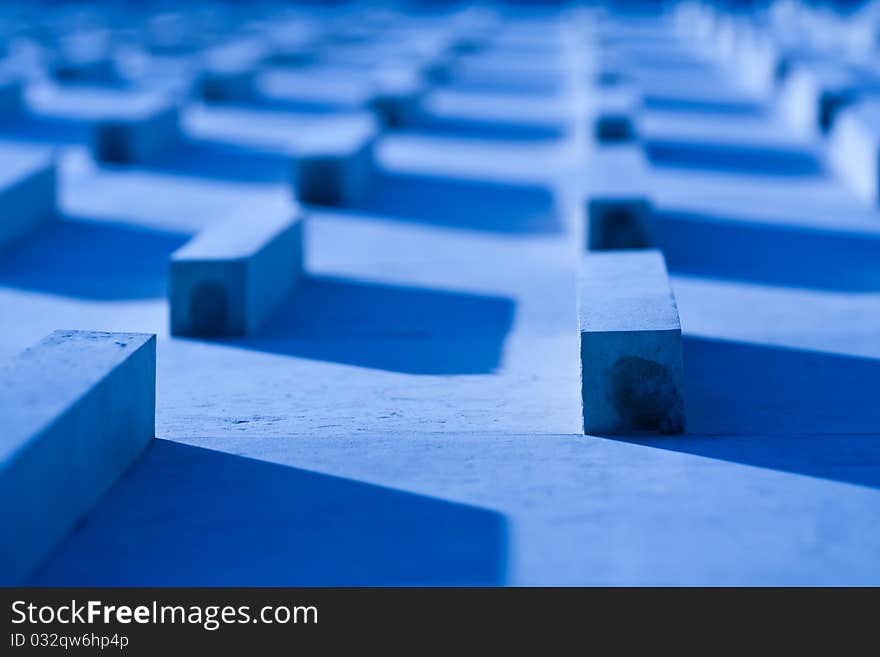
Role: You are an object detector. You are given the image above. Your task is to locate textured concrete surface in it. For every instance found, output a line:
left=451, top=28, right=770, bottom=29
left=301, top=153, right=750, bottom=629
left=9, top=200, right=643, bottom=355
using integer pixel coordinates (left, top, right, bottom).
left=0, top=330, right=155, bottom=584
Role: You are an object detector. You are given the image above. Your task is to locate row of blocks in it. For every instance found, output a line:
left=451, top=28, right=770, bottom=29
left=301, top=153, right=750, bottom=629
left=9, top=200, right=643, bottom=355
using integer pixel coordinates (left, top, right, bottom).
left=0, top=11, right=686, bottom=585
left=0, top=242, right=684, bottom=584
left=678, top=1, right=880, bottom=205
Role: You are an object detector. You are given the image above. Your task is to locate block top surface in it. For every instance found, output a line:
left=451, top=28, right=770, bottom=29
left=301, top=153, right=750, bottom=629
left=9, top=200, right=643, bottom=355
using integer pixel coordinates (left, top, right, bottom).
left=579, top=250, right=680, bottom=333
left=172, top=209, right=303, bottom=261
left=27, top=84, right=176, bottom=122
left=0, top=141, right=55, bottom=189
left=293, top=113, right=379, bottom=156
left=0, top=331, right=155, bottom=465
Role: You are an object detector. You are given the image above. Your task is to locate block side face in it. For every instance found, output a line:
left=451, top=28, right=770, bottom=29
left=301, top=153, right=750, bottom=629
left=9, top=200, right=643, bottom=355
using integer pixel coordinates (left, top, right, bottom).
left=294, top=155, right=347, bottom=206
left=169, top=259, right=248, bottom=336
left=0, top=336, right=155, bottom=584
left=245, top=217, right=305, bottom=333
left=828, top=108, right=880, bottom=205
left=93, top=105, right=179, bottom=164
left=0, top=159, right=56, bottom=249
left=292, top=120, right=377, bottom=206
left=581, top=328, right=685, bottom=435
left=594, top=114, right=636, bottom=143
left=586, top=198, right=651, bottom=250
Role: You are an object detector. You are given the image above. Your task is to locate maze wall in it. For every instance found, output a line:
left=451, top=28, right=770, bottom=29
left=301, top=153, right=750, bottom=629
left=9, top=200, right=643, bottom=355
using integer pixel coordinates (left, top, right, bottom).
left=1, top=1, right=880, bottom=585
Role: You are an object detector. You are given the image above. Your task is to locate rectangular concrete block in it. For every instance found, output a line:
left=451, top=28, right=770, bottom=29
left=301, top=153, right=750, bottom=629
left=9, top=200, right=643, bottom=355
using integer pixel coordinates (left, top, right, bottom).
left=0, top=143, right=56, bottom=250
left=92, top=100, right=179, bottom=164
left=170, top=211, right=305, bottom=336
left=585, top=144, right=652, bottom=250
left=368, top=70, right=426, bottom=128
left=828, top=100, right=880, bottom=205
left=0, top=330, right=156, bottom=584
left=579, top=250, right=684, bottom=435
left=27, top=84, right=179, bottom=164
left=776, top=61, right=880, bottom=135
left=292, top=117, right=379, bottom=206
left=592, top=84, right=639, bottom=143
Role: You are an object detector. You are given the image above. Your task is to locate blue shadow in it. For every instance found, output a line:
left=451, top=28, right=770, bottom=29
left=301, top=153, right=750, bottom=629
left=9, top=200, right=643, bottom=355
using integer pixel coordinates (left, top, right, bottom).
left=212, top=275, right=516, bottom=375
left=139, top=139, right=291, bottom=184
left=0, top=114, right=90, bottom=146
left=642, top=95, right=766, bottom=116
left=0, top=215, right=189, bottom=300
left=646, top=139, right=823, bottom=176
left=28, top=440, right=508, bottom=586
left=615, top=431, right=880, bottom=490
left=607, top=336, right=880, bottom=491
left=353, top=169, right=562, bottom=234
left=649, top=209, right=880, bottom=292
left=683, top=336, right=880, bottom=437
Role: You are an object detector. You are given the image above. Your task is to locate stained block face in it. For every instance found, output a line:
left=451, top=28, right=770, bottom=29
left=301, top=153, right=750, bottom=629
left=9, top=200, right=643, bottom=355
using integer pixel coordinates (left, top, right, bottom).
left=200, top=68, right=256, bottom=102
left=199, top=40, right=266, bottom=102
left=0, top=330, right=156, bottom=584
left=169, top=213, right=305, bottom=337
left=778, top=61, right=880, bottom=136
left=292, top=119, right=379, bottom=206
left=0, top=143, right=57, bottom=250
left=579, top=251, right=684, bottom=435
left=25, top=84, right=180, bottom=164
left=585, top=145, right=653, bottom=250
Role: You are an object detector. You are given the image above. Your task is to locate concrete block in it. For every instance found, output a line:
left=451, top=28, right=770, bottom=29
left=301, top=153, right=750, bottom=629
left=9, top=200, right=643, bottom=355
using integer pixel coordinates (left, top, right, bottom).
left=199, top=41, right=267, bottom=102
left=585, top=145, right=652, bottom=250
left=579, top=250, right=684, bottom=435
left=169, top=211, right=305, bottom=337
left=593, top=84, right=639, bottom=143
left=27, top=85, right=179, bottom=164
left=368, top=69, right=426, bottom=128
left=92, top=99, right=179, bottom=164
left=292, top=117, right=379, bottom=206
left=828, top=100, right=880, bottom=204
left=0, top=330, right=156, bottom=584
left=0, top=143, right=56, bottom=250
left=776, top=61, right=880, bottom=135
left=51, top=32, right=118, bottom=84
